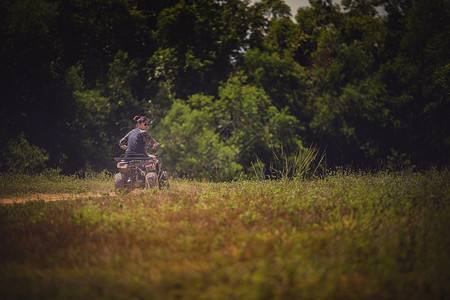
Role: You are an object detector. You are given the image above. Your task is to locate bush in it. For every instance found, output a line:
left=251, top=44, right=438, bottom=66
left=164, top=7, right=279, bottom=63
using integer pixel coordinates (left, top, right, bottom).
left=3, top=133, right=49, bottom=173
left=153, top=75, right=303, bottom=181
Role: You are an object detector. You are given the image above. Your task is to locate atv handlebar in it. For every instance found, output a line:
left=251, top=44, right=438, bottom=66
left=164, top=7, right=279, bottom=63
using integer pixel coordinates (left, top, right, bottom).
left=121, top=143, right=161, bottom=150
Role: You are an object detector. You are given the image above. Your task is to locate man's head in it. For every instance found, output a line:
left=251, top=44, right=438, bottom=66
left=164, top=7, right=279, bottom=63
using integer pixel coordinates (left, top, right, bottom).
left=134, top=115, right=150, bottom=129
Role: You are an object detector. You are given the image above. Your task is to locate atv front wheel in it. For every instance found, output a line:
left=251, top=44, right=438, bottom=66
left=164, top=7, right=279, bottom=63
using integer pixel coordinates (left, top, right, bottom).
left=159, top=171, right=169, bottom=189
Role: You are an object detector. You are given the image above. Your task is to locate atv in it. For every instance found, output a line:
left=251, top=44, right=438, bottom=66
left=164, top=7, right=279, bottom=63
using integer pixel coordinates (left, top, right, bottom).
left=114, top=152, right=169, bottom=192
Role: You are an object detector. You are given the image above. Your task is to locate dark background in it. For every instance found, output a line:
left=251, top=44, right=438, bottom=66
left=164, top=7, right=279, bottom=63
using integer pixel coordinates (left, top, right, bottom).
left=1, top=0, right=448, bottom=177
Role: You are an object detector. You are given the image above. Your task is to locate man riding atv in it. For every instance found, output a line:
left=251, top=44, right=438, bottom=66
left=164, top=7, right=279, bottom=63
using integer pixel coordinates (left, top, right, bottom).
left=114, top=115, right=168, bottom=191
left=119, top=115, right=160, bottom=157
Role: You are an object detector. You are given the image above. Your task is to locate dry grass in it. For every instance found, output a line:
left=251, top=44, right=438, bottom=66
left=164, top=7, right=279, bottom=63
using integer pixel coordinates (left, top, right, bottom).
left=0, top=170, right=449, bottom=299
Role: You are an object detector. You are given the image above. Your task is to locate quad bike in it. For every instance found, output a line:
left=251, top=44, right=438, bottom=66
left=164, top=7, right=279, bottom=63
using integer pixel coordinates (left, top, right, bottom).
left=114, top=150, right=169, bottom=192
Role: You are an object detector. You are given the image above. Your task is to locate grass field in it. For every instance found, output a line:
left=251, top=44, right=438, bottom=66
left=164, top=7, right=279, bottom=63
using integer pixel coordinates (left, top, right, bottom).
left=1, top=170, right=449, bottom=299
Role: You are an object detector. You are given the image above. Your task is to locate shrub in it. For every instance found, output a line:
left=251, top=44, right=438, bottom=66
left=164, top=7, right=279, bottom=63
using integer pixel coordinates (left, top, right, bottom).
left=3, top=133, right=49, bottom=173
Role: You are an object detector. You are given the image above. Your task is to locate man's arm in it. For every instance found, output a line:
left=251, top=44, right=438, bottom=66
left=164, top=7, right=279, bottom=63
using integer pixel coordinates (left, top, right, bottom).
left=119, top=131, right=131, bottom=149
left=140, top=130, right=159, bottom=148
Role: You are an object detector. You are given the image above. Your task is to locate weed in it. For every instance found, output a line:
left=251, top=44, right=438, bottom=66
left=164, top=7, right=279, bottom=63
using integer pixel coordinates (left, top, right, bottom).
left=269, top=144, right=326, bottom=180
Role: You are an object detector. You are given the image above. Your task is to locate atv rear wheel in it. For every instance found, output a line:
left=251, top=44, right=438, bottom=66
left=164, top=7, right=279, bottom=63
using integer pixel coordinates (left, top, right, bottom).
left=114, top=173, right=125, bottom=190
left=146, top=172, right=157, bottom=189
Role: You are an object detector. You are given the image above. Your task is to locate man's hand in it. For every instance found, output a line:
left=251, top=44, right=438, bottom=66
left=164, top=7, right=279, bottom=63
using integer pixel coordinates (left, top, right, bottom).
left=120, top=145, right=127, bottom=150
left=152, top=143, right=161, bottom=149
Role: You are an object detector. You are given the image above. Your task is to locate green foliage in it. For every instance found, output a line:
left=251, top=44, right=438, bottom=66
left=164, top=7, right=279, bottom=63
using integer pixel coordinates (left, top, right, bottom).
left=106, top=51, right=139, bottom=104
left=1, top=0, right=449, bottom=175
left=257, top=0, right=292, bottom=20
left=242, top=49, right=309, bottom=120
left=154, top=74, right=303, bottom=180
left=434, top=64, right=450, bottom=96
left=3, top=133, right=49, bottom=173
left=72, top=89, right=113, bottom=168
left=263, top=17, right=301, bottom=56
left=153, top=0, right=254, bottom=97
left=65, top=62, right=85, bottom=91
left=145, top=47, right=179, bottom=115
left=152, top=100, right=242, bottom=181
left=214, top=74, right=299, bottom=153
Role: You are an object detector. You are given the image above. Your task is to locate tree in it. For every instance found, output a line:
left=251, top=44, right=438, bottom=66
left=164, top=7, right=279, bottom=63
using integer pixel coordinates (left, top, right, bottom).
left=241, top=49, right=310, bottom=126
left=300, top=0, right=391, bottom=165
left=254, top=0, right=292, bottom=20
left=152, top=99, right=243, bottom=180
left=377, top=0, right=450, bottom=166
left=154, top=74, right=302, bottom=179
left=153, top=0, right=253, bottom=98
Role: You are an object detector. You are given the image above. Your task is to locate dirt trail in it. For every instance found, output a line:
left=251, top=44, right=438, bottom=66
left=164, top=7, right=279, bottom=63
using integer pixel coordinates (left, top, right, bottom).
left=0, top=192, right=116, bottom=204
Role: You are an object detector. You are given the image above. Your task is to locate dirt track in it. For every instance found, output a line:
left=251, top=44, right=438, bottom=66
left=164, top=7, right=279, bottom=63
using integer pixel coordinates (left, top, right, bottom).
left=0, top=192, right=116, bottom=204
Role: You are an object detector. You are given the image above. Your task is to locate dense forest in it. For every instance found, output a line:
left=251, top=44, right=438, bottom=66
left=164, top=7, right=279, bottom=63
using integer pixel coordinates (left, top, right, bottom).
left=1, top=0, right=449, bottom=180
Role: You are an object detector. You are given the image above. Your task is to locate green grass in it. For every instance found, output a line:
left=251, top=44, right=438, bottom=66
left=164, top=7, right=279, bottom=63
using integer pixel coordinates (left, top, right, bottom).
left=0, top=170, right=449, bottom=299
left=0, top=170, right=112, bottom=197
